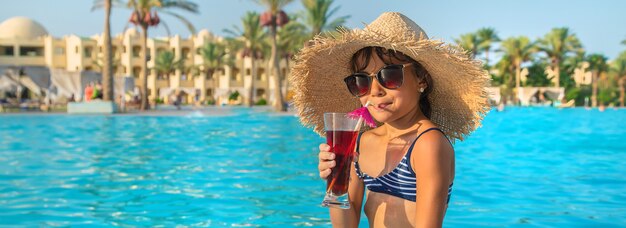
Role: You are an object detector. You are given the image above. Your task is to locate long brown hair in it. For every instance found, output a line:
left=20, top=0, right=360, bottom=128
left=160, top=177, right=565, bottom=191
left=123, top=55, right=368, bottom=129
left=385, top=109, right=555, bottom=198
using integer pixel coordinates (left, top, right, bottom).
left=349, top=46, right=433, bottom=118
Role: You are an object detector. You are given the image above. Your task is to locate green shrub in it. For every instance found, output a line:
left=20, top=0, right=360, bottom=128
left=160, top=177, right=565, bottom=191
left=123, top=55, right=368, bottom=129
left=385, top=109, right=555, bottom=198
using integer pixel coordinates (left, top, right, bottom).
left=255, top=98, right=267, bottom=105
left=229, top=91, right=240, bottom=101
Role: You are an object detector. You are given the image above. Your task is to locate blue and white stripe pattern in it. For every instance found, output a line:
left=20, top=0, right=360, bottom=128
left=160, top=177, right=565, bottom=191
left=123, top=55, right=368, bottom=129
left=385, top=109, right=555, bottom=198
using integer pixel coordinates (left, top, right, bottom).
left=354, top=128, right=453, bottom=203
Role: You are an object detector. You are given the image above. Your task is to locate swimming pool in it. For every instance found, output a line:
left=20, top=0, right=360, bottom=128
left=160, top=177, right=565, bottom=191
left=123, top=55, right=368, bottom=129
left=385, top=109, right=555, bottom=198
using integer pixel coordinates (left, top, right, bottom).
left=0, top=107, right=625, bottom=227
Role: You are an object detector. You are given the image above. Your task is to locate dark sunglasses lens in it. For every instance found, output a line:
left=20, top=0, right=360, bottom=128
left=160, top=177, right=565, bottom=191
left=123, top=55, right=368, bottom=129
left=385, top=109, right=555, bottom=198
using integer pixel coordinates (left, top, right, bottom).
left=345, top=75, right=370, bottom=96
left=379, top=66, right=403, bottom=89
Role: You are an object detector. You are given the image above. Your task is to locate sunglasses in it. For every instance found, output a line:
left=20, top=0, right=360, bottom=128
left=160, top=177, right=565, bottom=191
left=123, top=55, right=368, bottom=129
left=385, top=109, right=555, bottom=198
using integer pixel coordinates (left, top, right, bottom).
left=343, top=63, right=413, bottom=97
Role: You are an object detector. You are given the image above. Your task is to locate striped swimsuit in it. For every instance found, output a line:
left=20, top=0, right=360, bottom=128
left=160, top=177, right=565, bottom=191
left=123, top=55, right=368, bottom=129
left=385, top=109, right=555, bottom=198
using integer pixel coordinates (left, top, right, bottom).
left=354, top=128, right=453, bottom=203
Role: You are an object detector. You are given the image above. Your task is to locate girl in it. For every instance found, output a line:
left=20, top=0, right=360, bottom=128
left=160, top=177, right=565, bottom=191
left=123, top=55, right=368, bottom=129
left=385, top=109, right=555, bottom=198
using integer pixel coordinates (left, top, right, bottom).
left=289, top=12, right=490, bottom=227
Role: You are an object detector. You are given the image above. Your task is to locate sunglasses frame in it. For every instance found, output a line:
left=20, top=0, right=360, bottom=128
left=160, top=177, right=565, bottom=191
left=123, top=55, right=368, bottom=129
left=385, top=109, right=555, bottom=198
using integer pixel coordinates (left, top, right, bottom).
left=343, top=63, right=413, bottom=97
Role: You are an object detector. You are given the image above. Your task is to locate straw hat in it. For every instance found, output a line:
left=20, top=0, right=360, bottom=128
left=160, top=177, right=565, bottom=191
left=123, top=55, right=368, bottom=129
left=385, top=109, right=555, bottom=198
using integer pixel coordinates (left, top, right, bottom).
left=289, top=12, right=491, bottom=141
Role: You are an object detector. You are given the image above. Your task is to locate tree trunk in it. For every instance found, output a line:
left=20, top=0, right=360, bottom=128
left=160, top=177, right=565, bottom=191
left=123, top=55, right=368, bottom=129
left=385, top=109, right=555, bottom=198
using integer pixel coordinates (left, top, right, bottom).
left=247, top=57, right=256, bottom=107
left=102, top=0, right=114, bottom=102
left=283, top=56, right=290, bottom=99
left=554, top=58, right=560, bottom=88
left=618, top=76, right=626, bottom=107
left=270, top=19, right=286, bottom=112
left=591, top=71, right=598, bottom=107
left=515, top=60, right=521, bottom=105
left=140, top=25, right=150, bottom=110
left=211, top=69, right=217, bottom=105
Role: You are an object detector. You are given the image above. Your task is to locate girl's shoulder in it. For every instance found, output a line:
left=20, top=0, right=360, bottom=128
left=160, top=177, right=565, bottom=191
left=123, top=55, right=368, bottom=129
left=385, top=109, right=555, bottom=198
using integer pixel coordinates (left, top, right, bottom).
left=358, top=128, right=385, bottom=154
left=411, top=123, right=454, bottom=160
left=361, top=127, right=385, bottom=141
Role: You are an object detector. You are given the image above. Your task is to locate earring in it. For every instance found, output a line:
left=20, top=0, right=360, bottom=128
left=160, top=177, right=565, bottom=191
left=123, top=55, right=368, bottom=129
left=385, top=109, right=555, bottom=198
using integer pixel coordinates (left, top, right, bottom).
left=419, top=87, right=425, bottom=93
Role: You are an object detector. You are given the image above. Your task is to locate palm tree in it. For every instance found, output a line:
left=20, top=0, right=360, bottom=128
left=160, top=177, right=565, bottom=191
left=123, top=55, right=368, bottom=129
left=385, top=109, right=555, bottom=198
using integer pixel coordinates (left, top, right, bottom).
left=454, top=32, right=481, bottom=59
left=154, top=50, right=184, bottom=80
left=198, top=41, right=228, bottom=103
left=225, top=11, right=267, bottom=107
left=537, top=27, right=582, bottom=88
left=586, top=53, right=608, bottom=107
left=498, top=36, right=536, bottom=103
left=91, top=0, right=114, bottom=102
left=113, top=0, right=198, bottom=110
left=301, top=0, right=349, bottom=38
left=255, top=0, right=294, bottom=112
left=612, top=52, right=626, bottom=107
left=476, top=27, right=500, bottom=67
left=277, top=17, right=308, bottom=99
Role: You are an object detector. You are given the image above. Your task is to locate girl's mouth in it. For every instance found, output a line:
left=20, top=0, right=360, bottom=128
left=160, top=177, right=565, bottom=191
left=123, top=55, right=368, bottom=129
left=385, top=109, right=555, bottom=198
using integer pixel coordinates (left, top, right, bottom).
left=371, top=102, right=392, bottom=111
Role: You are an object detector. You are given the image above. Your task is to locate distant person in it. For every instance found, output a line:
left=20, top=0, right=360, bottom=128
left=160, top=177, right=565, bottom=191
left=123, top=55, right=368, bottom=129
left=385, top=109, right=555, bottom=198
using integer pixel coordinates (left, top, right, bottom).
left=68, top=93, right=75, bottom=103
left=133, top=86, right=140, bottom=104
left=84, top=83, right=94, bottom=102
left=174, top=91, right=182, bottom=110
left=194, top=90, right=200, bottom=106
left=92, top=82, right=103, bottom=100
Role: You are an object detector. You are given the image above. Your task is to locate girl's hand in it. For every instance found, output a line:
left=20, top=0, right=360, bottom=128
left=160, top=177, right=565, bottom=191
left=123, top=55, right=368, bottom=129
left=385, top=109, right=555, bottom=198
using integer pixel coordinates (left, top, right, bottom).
left=318, top=143, right=335, bottom=180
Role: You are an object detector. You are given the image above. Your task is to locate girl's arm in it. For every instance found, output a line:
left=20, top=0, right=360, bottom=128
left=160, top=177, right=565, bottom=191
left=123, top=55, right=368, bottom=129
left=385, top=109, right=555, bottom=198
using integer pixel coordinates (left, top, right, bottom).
left=410, top=131, right=454, bottom=228
left=329, top=161, right=365, bottom=227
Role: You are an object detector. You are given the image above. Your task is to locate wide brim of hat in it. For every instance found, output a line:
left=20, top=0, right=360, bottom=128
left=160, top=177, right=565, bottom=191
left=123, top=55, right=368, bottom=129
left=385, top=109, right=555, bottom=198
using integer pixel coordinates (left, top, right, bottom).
left=289, top=28, right=491, bottom=141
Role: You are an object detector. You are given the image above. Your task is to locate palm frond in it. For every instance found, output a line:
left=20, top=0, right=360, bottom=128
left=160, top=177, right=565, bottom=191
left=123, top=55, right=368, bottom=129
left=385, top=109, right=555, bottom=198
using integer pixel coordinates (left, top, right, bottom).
left=160, top=11, right=197, bottom=34
left=160, top=0, right=199, bottom=13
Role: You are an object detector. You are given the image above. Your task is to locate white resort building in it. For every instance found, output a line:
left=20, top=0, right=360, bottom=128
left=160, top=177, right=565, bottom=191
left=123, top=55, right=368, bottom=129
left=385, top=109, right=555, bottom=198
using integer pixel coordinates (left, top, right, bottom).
left=0, top=16, right=291, bottom=106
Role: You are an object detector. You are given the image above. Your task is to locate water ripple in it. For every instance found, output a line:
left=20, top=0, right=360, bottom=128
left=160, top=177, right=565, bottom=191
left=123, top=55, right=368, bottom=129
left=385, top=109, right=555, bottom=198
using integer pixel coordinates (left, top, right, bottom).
left=0, top=107, right=625, bottom=226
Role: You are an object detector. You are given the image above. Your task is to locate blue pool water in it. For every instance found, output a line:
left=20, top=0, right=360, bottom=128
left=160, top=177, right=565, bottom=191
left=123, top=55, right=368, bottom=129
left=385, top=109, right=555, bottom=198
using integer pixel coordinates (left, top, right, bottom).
left=0, top=107, right=625, bottom=227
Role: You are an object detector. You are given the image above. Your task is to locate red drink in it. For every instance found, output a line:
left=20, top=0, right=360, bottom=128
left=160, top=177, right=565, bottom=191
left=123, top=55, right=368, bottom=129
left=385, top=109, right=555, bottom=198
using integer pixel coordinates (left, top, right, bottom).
left=325, top=130, right=359, bottom=196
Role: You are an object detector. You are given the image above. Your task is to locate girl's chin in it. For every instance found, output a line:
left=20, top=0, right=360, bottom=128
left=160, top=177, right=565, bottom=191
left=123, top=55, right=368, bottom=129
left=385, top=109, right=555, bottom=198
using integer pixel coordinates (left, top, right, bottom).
left=372, top=113, right=393, bottom=123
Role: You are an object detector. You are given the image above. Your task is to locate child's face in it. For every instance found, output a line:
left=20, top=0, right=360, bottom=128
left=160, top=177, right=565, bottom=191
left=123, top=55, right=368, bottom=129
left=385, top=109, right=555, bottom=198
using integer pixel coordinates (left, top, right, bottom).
left=356, top=52, right=425, bottom=124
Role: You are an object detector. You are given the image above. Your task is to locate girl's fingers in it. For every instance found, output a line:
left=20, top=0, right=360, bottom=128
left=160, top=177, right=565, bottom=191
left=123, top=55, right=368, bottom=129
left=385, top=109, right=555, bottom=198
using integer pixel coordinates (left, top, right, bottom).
left=319, top=143, right=330, bottom=152
left=318, top=160, right=335, bottom=172
left=319, top=168, right=332, bottom=179
left=318, top=152, right=335, bottom=161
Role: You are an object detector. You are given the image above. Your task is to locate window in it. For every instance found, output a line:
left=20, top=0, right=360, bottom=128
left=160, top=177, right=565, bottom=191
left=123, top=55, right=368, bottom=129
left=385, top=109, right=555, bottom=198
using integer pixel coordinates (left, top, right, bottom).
left=132, top=66, right=141, bottom=78
left=54, top=47, right=64, bottom=55
left=84, top=46, right=93, bottom=58
left=246, top=68, right=251, bottom=76
left=123, top=46, right=127, bottom=54
left=182, top=47, right=190, bottom=60
left=132, top=46, right=141, bottom=58
left=231, top=68, right=240, bottom=81
left=206, top=89, right=213, bottom=96
left=256, top=89, right=265, bottom=98
left=19, top=46, right=44, bottom=57
left=257, top=68, right=265, bottom=81
left=0, top=46, right=14, bottom=56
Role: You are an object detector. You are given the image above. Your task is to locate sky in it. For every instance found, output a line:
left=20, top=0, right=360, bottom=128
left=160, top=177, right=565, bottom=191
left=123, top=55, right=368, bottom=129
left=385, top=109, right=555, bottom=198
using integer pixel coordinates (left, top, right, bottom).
left=1, top=0, right=625, bottom=59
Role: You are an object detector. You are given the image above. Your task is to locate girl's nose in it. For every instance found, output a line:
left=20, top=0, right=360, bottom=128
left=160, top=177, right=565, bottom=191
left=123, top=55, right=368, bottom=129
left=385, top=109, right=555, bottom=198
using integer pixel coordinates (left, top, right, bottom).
left=369, top=77, right=386, bottom=97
